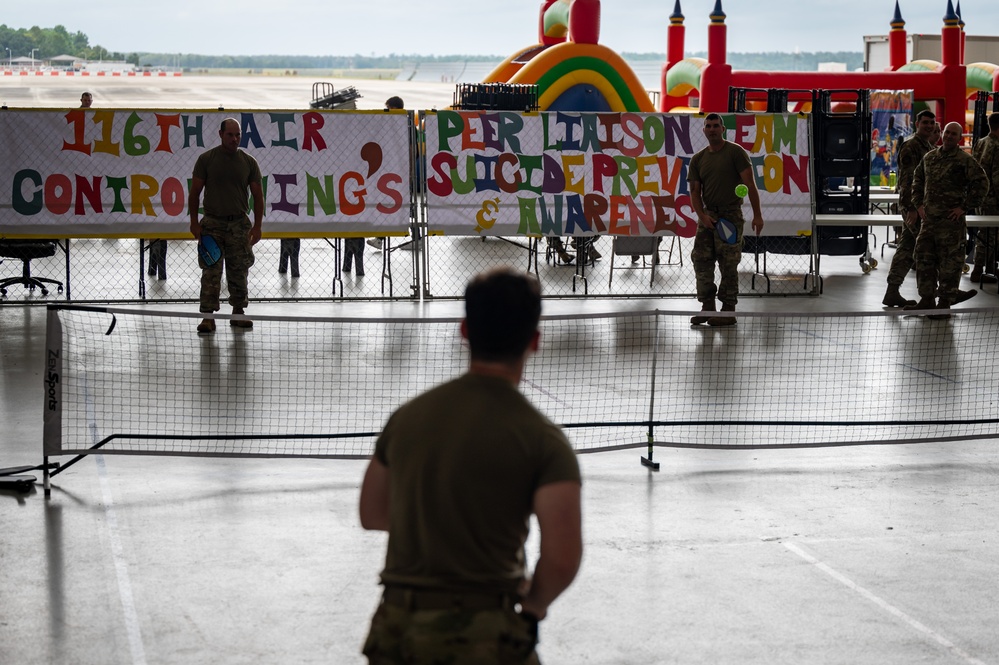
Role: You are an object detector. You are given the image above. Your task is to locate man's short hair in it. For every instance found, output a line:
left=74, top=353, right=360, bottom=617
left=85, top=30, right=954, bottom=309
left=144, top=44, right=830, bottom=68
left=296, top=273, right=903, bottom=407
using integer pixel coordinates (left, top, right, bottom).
left=916, top=109, right=936, bottom=122
left=464, top=268, right=541, bottom=362
left=704, top=112, right=723, bottom=123
left=385, top=96, right=404, bottom=110
left=988, top=113, right=999, bottom=132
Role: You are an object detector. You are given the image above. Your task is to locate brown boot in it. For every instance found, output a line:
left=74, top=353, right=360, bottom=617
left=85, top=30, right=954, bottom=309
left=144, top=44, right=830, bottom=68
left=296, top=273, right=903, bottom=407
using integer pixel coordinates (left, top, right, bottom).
left=230, top=308, right=253, bottom=329
left=953, top=289, right=977, bottom=304
left=707, top=303, right=737, bottom=327
left=928, top=299, right=952, bottom=320
left=882, top=284, right=916, bottom=308
left=196, top=319, right=216, bottom=335
left=550, top=239, right=574, bottom=265
left=903, top=297, right=936, bottom=312
left=690, top=301, right=716, bottom=325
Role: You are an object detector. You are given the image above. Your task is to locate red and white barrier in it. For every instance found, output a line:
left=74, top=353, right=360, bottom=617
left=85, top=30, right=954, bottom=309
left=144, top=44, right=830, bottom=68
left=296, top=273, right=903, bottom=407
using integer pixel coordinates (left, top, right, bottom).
left=0, top=70, right=181, bottom=77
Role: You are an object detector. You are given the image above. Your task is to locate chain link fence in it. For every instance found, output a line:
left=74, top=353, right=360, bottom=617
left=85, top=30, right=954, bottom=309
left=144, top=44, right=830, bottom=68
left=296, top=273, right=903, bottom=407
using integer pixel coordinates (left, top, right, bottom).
left=1, top=231, right=820, bottom=302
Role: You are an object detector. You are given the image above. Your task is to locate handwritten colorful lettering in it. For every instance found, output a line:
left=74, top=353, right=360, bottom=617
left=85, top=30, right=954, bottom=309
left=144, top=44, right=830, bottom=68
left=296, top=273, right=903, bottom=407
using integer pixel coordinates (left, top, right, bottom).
left=0, top=110, right=412, bottom=235
left=424, top=111, right=812, bottom=237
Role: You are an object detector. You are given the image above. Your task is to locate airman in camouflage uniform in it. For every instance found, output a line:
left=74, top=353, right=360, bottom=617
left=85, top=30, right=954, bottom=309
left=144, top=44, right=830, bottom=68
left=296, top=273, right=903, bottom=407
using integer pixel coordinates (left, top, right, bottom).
left=360, top=270, right=582, bottom=665
left=970, top=113, right=999, bottom=283
left=687, top=113, right=764, bottom=326
left=189, top=118, right=264, bottom=334
left=882, top=109, right=936, bottom=308
left=907, top=122, right=989, bottom=318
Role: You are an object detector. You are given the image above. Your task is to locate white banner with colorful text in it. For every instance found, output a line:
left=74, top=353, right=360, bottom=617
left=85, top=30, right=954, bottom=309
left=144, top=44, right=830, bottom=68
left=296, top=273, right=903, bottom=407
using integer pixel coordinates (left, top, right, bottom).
left=0, top=109, right=413, bottom=237
left=423, top=111, right=812, bottom=237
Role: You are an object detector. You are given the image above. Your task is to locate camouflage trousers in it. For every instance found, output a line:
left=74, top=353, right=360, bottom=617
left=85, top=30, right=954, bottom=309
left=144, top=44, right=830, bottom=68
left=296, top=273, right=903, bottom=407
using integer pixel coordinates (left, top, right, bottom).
left=886, top=212, right=921, bottom=287
left=913, top=220, right=966, bottom=302
left=691, top=210, right=744, bottom=307
left=198, top=216, right=255, bottom=313
left=363, top=599, right=540, bottom=665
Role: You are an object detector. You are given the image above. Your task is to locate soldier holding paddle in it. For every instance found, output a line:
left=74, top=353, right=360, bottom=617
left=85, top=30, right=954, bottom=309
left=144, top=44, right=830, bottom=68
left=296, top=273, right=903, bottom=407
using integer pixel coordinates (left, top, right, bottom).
left=688, top=112, right=764, bottom=327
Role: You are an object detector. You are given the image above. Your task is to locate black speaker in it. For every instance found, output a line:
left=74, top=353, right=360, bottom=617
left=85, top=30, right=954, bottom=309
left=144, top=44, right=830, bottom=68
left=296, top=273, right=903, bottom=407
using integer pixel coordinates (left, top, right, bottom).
left=822, top=118, right=864, bottom=160
left=817, top=158, right=868, bottom=178
left=817, top=197, right=863, bottom=215
left=812, top=89, right=870, bottom=214
left=818, top=230, right=868, bottom=256
left=971, top=90, right=998, bottom=147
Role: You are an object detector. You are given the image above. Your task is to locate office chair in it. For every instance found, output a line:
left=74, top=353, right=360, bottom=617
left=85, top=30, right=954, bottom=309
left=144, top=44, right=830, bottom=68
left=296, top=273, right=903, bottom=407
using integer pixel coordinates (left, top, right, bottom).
left=0, top=240, right=64, bottom=297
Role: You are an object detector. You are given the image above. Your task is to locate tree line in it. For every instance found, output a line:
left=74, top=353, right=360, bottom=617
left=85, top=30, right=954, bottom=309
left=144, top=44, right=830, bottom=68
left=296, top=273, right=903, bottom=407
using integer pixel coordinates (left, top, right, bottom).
left=0, top=24, right=863, bottom=72
left=624, top=51, right=866, bottom=71
left=118, top=51, right=869, bottom=73
left=0, top=24, right=139, bottom=65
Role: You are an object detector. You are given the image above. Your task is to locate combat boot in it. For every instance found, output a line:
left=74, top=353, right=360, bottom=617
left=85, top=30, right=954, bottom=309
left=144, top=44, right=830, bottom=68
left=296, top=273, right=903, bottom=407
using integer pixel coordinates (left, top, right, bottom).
left=969, top=259, right=998, bottom=282
left=953, top=289, right=977, bottom=304
left=690, top=301, right=715, bottom=325
left=550, top=239, right=574, bottom=265
left=882, top=284, right=916, bottom=308
left=928, top=298, right=952, bottom=320
left=707, top=303, right=737, bottom=327
left=903, top=297, right=936, bottom=312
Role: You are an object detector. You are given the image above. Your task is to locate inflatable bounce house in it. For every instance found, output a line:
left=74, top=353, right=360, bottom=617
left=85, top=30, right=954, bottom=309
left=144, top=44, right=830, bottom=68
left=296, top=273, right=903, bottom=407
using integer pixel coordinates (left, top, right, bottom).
left=481, top=0, right=655, bottom=112
left=662, top=0, right=997, bottom=129
left=483, top=0, right=998, bottom=128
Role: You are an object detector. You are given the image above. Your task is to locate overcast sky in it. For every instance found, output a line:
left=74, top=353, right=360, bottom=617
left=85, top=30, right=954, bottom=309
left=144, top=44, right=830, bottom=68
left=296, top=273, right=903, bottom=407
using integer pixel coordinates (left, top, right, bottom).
left=3, top=1, right=994, bottom=57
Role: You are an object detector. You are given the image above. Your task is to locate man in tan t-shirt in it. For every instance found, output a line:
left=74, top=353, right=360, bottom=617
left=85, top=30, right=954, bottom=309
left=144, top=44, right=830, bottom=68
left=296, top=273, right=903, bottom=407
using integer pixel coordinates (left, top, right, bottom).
left=360, top=268, right=582, bottom=664
left=188, top=118, right=264, bottom=334
left=687, top=113, right=764, bottom=326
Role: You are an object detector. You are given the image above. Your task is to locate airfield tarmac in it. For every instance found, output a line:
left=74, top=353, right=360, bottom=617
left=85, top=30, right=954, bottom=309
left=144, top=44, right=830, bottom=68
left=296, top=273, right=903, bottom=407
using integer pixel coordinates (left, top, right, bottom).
left=0, top=73, right=456, bottom=111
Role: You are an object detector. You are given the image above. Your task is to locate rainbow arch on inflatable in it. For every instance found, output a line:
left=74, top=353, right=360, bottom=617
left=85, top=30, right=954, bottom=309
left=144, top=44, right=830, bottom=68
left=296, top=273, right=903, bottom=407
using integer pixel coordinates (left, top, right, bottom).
left=482, top=0, right=655, bottom=113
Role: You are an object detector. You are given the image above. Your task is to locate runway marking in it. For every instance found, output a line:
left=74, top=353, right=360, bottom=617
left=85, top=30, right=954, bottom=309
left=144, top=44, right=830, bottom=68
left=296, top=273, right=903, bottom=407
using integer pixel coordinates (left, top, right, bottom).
left=783, top=541, right=987, bottom=665
left=95, top=455, right=148, bottom=665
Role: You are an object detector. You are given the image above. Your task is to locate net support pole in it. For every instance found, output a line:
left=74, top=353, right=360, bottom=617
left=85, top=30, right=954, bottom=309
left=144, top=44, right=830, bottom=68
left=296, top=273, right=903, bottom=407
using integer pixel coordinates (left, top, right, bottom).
left=43, top=455, right=51, bottom=498
left=415, top=114, right=431, bottom=300
left=641, top=312, right=661, bottom=471
left=43, top=306, right=64, bottom=497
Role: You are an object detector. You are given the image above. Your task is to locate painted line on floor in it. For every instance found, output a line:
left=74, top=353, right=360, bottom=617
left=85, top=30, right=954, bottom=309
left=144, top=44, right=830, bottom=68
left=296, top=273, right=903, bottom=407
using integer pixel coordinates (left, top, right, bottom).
left=84, top=376, right=146, bottom=664
left=96, top=455, right=148, bottom=665
left=783, top=541, right=986, bottom=665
